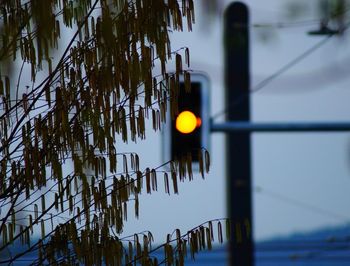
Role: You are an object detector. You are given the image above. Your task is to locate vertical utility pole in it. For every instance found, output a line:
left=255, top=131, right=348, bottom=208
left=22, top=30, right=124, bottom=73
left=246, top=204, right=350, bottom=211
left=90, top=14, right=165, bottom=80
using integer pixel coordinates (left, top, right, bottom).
left=224, top=2, right=253, bottom=265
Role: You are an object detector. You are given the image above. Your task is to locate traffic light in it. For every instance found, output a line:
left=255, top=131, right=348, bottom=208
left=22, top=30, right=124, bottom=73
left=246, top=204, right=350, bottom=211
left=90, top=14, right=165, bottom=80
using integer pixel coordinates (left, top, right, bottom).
left=163, top=73, right=209, bottom=164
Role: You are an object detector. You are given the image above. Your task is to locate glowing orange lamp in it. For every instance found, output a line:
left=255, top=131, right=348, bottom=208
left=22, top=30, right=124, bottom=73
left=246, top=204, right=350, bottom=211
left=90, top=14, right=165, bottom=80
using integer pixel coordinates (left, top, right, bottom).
left=175, top=111, right=201, bottom=134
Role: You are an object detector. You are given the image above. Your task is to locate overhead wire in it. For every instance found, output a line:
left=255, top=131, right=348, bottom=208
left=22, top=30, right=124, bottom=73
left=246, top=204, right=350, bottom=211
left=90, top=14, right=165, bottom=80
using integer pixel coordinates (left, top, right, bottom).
left=211, top=20, right=350, bottom=121
left=254, top=185, right=350, bottom=223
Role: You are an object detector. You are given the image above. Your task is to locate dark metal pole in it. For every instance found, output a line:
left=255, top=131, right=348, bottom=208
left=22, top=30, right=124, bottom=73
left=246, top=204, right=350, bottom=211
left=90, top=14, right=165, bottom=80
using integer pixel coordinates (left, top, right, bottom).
left=224, top=2, right=253, bottom=266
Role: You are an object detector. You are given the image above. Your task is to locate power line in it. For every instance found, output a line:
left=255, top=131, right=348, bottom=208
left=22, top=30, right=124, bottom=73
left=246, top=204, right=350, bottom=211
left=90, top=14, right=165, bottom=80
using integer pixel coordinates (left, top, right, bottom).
left=212, top=22, right=350, bottom=121
left=254, top=185, right=350, bottom=222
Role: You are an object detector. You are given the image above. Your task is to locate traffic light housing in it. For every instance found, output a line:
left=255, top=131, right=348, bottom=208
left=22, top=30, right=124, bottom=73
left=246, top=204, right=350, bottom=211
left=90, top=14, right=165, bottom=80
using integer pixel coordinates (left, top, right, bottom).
left=163, top=74, right=209, bottom=164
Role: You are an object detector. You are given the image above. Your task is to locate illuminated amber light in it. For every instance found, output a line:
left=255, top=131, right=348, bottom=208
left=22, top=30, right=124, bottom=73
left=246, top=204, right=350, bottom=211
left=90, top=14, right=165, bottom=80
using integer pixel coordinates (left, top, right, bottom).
left=175, top=111, right=200, bottom=134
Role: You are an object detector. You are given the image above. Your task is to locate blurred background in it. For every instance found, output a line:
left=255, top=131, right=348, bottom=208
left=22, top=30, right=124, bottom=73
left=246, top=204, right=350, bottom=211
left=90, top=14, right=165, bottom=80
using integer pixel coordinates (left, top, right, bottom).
left=121, top=0, right=350, bottom=264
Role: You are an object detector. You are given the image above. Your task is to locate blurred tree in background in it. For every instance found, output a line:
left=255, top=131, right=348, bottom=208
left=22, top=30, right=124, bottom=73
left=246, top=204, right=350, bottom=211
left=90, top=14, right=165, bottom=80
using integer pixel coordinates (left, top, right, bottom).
left=256, top=0, right=350, bottom=43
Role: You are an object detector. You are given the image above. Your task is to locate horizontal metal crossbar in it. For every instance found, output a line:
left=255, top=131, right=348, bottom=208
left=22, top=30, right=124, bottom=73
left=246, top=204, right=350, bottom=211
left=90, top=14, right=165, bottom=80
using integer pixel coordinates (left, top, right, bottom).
left=211, top=121, right=350, bottom=133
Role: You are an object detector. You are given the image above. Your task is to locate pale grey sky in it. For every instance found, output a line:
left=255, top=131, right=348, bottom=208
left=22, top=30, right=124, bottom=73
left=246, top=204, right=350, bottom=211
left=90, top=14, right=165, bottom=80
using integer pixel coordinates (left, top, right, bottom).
left=121, top=0, right=350, bottom=242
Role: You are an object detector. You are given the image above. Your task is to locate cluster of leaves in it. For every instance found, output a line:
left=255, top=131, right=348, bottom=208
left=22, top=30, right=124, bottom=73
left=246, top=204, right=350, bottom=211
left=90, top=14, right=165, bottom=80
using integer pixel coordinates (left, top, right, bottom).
left=0, top=0, right=226, bottom=265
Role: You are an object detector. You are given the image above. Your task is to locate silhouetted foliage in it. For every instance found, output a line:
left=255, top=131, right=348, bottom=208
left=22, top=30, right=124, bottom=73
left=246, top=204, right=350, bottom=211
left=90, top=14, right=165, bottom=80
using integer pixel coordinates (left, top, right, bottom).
left=0, top=0, right=229, bottom=265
